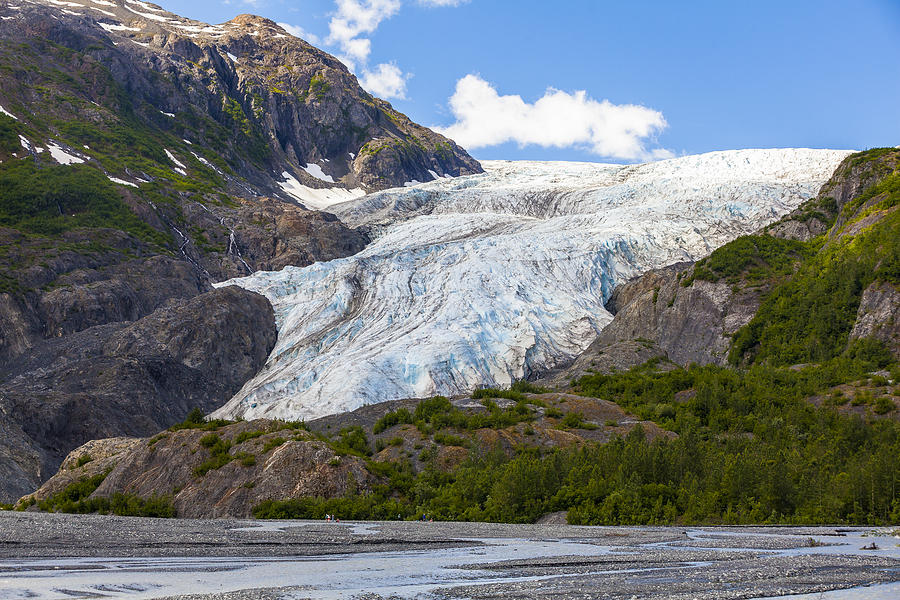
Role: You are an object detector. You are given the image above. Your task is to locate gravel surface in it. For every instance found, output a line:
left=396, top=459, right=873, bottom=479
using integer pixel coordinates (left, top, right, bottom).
left=1, top=512, right=898, bottom=599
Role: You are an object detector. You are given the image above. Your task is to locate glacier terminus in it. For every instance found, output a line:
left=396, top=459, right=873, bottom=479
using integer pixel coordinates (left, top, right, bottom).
left=212, top=149, right=853, bottom=421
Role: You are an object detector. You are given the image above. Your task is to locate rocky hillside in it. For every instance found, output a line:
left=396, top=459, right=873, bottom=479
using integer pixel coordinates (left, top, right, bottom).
left=548, top=148, right=900, bottom=383
left=0, top=0, right=482, bottom=503
left=21, top=389, right=670, bottom=518
left=0, top=285, right=277, bottom=502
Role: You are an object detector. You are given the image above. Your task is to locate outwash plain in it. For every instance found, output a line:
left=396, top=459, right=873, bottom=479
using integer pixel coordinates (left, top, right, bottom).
left=1, top=512, right=899, bottom=599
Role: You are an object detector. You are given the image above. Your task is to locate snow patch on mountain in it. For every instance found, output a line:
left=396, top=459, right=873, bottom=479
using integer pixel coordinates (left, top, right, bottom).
left=277, top=171, right=365, bottom=210
left=213, top=149, right=853, bottom=421
left=301, top=162, right=334, bottom=183
left=46, top=141, right=84, bottom=165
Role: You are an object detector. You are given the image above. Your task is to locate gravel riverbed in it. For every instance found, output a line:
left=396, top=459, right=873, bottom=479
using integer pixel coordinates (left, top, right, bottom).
left=0, top=512, right=898, bottom=599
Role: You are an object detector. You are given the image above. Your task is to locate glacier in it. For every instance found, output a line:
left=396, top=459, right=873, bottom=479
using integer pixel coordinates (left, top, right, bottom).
left=212, top=149, right=852, bottom=421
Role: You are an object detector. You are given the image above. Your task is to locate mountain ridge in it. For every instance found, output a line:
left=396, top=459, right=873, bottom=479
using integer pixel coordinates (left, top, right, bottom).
left=0, top=0, right=479, bottom=502
left=1, top=0, right=482, bottom=201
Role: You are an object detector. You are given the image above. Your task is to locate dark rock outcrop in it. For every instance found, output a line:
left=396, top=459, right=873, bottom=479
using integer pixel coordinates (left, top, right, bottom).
left=229, top=198, right=369, bottom=272
left=0, top=286, right=277, bottom=502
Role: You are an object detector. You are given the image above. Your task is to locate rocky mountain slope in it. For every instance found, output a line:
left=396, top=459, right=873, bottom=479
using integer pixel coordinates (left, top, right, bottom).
left=212, top=150, right=851, bottom=421
left=0, top=0, right=481, bottom=502
left=1, top=0, right=480, bottom=203
left=0, top=285, right=277, bottom=501
left=550, top=148, right=900, bottom=383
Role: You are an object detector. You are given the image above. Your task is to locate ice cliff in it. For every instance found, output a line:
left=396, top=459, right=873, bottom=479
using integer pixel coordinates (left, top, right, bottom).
left=213, top=149, right=852, bottom=420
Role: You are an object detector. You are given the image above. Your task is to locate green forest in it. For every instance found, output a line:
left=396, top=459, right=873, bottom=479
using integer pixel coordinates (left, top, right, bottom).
left=255, top=351, right=900, bottom=525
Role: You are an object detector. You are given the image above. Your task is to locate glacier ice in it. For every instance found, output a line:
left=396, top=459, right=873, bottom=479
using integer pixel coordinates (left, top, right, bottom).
left=213, top=149, right=853, bottom=421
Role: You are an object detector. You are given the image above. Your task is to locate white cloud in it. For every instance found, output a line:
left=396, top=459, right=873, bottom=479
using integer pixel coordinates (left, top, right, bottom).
left=436, top=75, right=673, bottom=161
left=326, top=0, right=401, bottom=69
left=417, top=0, right=469, bottom=5
left=360, top=62, right=410, bottom=99
left=277, top=22, right=321, bottom=45
left=312, top=0, right=467, bottom=100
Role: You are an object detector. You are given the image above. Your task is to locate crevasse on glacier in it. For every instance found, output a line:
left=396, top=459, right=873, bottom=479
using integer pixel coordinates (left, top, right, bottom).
left=212, top=149, right=853, bottom=421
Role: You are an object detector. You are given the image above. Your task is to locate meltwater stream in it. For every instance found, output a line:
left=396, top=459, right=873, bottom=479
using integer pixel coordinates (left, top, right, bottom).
left=1, top=523, right=898, bottom=599
left=0, top=537, right=612, bottom=599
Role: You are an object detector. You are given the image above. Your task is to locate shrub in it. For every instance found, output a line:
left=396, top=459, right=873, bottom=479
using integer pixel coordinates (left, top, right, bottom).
left=333, top=427, right=370, bottom=457
left=169, top=409, right=233, bottom=432
left=194, top=434, right=234, bottom=476
left=262, top=437, right=287, bottom=453
left=434, top=432, right=468, bottom=447
left=558, top=412, right=598, bottom=430
left=373, top=407, right=414, bottom=434
left=473, top=388, right=525, bottom=401
left=234, top=430, right=264, bottom=444
left=874, top=397, right=895, bottom=415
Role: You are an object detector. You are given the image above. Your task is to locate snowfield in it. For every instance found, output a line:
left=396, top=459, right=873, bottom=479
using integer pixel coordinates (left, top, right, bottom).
left=213, top=149, right=852, bottom=421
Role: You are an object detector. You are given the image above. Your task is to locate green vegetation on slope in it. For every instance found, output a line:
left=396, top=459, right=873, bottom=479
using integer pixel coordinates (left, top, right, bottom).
left=372, top=394, right=536, bottom=436
left=684, top=235, right=813, bottom=286
left=254, top=350, right=900, bottom=525
left=730, top=210, right=900, bottom=365
left=25, top=472, right=175, bottom=517
left=837, top=169, right=900, bottom=232
left=0, top=114, right=18, bottom=154
left=0, top=159, right=169, bottom=246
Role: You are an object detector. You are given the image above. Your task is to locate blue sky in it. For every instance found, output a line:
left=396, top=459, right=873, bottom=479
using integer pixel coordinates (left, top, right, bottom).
left=160, top=0, right=900, bottom=163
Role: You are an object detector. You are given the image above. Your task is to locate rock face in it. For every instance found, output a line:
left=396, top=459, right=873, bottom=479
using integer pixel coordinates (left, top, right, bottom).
left=575, top=261, right=764, bottom=371
left=229, top=198, right=370, bottom=272
left=0, top=286, right=277, bottom=502
left=213, top=151, right=850, bottom=421
left=850, top=282, right=900, bottom=355
left=23, top=420, right=379, bottom=519
left=21, top=438, right=143, bottom=506
left=95, top=423, right=375, bottom=519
